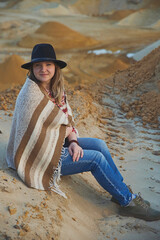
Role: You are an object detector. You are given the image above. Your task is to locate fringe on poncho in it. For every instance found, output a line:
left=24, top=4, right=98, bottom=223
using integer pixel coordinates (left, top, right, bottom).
left=6, top=78, right=74, bottom=196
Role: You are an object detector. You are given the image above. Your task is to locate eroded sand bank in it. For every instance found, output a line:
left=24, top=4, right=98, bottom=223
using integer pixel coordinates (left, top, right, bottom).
left=0, top=1, right=160, bottom=239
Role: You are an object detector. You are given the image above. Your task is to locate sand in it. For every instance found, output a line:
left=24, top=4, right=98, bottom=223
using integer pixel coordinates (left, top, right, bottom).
left=72, top=0, right=148, bottom=16
left=118, top=8, right=160, bottom=27
left=18, top=21, right=99, bottom=50
left=0, top=0, right=160, bottom=239
left=132, top=40, right=160, bottom=61
left=7, top=0, right=44, bottom=10
left=104, top=9, right=136, bottom=21
left=39, top=4, right=75, bottom=16
left=0, top=55, right=27, bottom=91
left=107, top=46, right=160, bottom=126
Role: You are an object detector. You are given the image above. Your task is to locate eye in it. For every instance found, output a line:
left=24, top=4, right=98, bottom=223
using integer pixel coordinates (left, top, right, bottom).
left=34, top=63, right=41, bottom=67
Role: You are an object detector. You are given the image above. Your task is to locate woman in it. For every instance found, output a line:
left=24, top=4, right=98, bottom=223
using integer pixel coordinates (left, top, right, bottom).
left=6, top=43, right=160, bottom=221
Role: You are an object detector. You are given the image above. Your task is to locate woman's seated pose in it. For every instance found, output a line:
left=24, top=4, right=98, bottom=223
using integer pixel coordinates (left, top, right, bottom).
left=6, top=43, right=160, bottom=221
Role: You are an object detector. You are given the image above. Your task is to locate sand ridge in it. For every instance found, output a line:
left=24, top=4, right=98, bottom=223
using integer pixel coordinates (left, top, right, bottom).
left=118, top=8, right=160, bottom=27
left=18, top=21, right=99, bottom=49
left=38, top=5, right=75, bottom=16
left=105, top=46, right=160, bottom=127
left=0, top=54, right=27, bottom=91
left=72, top=0, right=149, bottom=16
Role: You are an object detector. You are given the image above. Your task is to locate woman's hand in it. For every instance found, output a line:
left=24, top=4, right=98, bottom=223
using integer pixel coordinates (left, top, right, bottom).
left=68, top=142, right=83, bottom=162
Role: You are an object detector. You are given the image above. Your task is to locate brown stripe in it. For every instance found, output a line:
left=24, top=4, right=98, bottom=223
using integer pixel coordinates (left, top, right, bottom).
left=42, top=124, right=66, bottom=189
left=15, top=97, right=48, bottom=169
left=24, top=106, right=60, bottom=187
left=68, top=114, right=74, bottom=126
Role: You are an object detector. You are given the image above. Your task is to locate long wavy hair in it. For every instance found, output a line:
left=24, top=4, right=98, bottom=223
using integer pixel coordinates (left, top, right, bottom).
left=28, top=63, right=64, bottom=105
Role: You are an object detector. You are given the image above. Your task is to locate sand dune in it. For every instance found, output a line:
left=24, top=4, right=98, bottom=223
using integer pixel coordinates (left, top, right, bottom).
left=1, top=1, right=160, bottom=239
left=5, top=0, right=76, bottom=15
left=118, top=8, right=160, bottom=27
left=104, top=59, right=130, bottom=75
left=2, top=0, right=159, bottom=15
left=8, top=0, right=44, bottom=10
left=18, top=21, right=99, bottom=50
left=0, top=55, right=27, bottom=91
left=72, top=0, right=101, bottom=16
left=0, top=20, right=21, bottom=30
left=149, top=20, right=160, bottom=29
left=1, top=0, right=22, bottom=9
left=145, top=0, right=160, bottom=8
left=110, top=46, right=160, bottom=126
left=104, top=9, right=136, bottom=21
left=72, top=0, right=149, bottom=16
left=38, top=4, right=74, bottom=16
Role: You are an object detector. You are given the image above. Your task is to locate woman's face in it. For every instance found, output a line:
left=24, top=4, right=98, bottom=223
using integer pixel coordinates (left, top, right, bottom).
left=33, top=61, right=56, bottom=85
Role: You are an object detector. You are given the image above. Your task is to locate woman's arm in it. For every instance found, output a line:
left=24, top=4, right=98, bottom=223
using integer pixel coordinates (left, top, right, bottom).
left=67, top=129, right=83, bottom=162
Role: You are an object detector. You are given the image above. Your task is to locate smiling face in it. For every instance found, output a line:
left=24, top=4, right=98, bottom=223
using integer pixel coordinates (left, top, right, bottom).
left=33, top=61, right=56, bottom=88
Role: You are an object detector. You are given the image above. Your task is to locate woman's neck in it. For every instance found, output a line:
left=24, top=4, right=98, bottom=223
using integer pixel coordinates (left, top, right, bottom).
left=41, top=82, right=50, bottom=91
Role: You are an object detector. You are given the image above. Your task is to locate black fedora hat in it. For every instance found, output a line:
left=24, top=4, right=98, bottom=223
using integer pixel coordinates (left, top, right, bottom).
left=21, top=43, right=67, bottom=69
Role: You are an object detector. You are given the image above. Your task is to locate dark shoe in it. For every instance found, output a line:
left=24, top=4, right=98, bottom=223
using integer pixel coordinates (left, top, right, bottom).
left=118, top=195, right=160, bottom=221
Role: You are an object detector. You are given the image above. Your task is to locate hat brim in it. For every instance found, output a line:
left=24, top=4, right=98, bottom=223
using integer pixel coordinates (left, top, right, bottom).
left=21, top=58, right=67, bottom=69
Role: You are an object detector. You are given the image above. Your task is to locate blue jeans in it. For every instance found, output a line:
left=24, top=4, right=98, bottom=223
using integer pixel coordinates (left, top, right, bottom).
left=61, top=138, right=132, bottom=206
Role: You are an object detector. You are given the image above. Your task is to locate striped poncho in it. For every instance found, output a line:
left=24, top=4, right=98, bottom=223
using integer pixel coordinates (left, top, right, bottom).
left=6, top=78, right=74, bottom=196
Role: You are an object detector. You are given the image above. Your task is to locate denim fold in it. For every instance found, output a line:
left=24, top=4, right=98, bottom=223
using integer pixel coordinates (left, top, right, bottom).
left=61, top=138, right=132, bottom=206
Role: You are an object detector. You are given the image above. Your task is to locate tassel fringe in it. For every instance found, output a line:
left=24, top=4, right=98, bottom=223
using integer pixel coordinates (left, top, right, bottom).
left=49, top=147, right=69, bottom=199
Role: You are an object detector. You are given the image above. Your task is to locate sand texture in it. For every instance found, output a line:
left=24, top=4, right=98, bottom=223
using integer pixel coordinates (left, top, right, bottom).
left=0, top=0, right=160, bottom=239
left=18, top=21, right=99, bottom=49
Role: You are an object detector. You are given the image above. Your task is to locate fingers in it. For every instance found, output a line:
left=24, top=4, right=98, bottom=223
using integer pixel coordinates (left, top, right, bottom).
left=73, top=149, right=83, bottom=162
left=72, top=149, right=79, bottom=162
left=81, top=149, right=84, bottom=158
left=68, top=147, right=73, bottom=156
left=68, top=144, right=83, bottom=162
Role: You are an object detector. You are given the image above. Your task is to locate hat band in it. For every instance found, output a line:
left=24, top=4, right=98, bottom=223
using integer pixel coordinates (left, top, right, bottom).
left=31, top=57, right=57, bottom=62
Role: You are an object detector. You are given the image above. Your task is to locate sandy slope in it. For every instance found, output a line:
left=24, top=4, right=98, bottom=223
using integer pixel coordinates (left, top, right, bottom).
left=118, top=8, right=160, bottom=27
left=0, top=0, right=160, bottom=239
left=0, top=55, right=27, bottom=91
left=18, top=21, right=99, bottom=49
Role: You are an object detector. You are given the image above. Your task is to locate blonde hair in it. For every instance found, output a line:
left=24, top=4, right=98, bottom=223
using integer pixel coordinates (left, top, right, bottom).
left=28, top=64, right=64, bottom=105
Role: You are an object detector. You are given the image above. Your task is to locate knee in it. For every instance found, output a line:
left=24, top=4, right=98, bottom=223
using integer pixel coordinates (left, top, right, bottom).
left=94, top=138, right=106, bottom=150
left=92, top=151, right=107, bottom=169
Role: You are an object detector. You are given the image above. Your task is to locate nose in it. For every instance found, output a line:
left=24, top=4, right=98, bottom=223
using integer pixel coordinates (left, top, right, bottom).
left=41, top=64, right=47, bottom=72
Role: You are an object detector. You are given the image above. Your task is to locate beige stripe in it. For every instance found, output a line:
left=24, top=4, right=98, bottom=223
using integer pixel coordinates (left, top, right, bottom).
left=34, top=129, right=60, bottom=189
left=42, top=124, right=66, bottom=189
left=30, top=110, right=66, bottom=189
left=24, top=105, right=60, bottom=187
left=68, top=115, right=74, bottom=127
left=17, top=101, right=54, bottom=182
left=15, top=97, right=48, bottom=170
